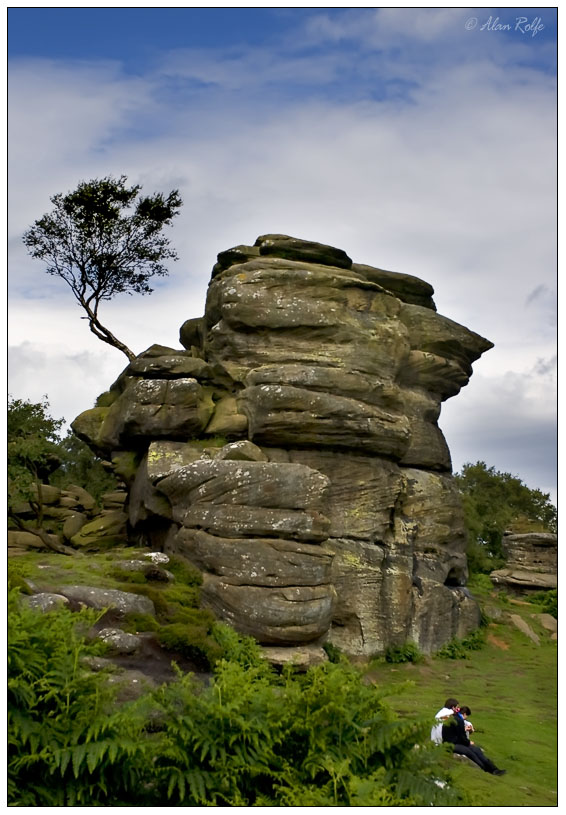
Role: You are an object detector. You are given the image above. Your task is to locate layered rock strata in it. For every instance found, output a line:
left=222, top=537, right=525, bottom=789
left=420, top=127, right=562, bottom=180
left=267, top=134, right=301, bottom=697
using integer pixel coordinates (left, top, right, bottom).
left=490, top=531, right=557, bottom=592
left=73, top=234, right=493, bottom=655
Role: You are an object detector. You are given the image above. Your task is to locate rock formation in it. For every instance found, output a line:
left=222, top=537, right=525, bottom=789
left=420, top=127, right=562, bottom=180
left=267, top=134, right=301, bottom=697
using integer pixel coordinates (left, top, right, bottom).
left=8, top=483, right=128, bottom=554
left=490, top=531, right=557, bottom=592
left=73, top=234, right=493, bottom=656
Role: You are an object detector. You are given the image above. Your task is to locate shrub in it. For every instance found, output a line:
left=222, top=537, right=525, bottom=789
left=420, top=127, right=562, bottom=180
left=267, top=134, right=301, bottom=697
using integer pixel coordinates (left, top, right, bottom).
left=8, top=589, right=149, bottom=805
left=322, top=641, right=345, bottom=664
left=148, top=660, right=461, bottom=806
left=385, top=642, right=423, bottom=664
left=8, top=589, right=465, bottom=807
left=436, top=628, right=486, bottom=660
left=528, top=589, right=557, bottom=619
left=157, top=622, right=223, bottom=669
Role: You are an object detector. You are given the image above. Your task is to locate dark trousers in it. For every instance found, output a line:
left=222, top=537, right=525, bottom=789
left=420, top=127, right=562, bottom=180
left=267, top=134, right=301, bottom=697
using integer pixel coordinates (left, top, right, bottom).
left=453, top=743, right=499, bottom=773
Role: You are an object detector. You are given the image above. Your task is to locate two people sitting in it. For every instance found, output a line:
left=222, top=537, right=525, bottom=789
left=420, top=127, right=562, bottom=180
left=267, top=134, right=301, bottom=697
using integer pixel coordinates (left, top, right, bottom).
left=432, top=698, right=506, bottom=776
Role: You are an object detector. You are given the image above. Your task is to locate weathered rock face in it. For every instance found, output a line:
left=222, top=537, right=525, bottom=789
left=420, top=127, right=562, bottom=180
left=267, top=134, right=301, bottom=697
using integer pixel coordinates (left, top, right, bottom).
left=490, top=531, right=558, bottom=592
left=73, top=234, right=493, bottom=655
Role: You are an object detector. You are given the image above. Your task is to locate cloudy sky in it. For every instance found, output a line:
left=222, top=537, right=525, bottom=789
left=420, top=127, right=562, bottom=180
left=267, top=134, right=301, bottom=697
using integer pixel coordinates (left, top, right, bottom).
left=8, top=7, right=557, bottom=502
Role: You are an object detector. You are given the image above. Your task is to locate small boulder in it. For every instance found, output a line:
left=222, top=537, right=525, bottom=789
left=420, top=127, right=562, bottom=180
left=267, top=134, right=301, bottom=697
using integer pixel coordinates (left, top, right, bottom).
left=23, top=593, right=70, bottom=613
left=531, top=613, right=557, bottom=634
left=62, top=485, right=96, bottom=511
left=508, top=614, right=540, bottom=645
left=60, top=586, right=155, bottom=616
left=261, top=645, right=329, bottom=671
left=96, top=628, right=143, bottom=654
left=8, top=530, right=61, bottom=550
left=70, top=511, right=128, bottom=549
left=216, top=440, right=268, bottom=462
left=62, top=512, right=88, bottom=541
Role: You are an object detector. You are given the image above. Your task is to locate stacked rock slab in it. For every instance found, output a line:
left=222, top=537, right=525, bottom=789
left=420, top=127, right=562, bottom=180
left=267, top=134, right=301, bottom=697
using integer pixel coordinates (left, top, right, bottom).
left=490, top=531, right=557, bottom=592
left=73, top=234, right=493, bottom=655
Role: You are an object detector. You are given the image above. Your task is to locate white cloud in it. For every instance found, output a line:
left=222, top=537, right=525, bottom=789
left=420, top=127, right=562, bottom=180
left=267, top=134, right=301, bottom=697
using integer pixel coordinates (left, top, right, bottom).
left=8, top=12, right=556, bottom=497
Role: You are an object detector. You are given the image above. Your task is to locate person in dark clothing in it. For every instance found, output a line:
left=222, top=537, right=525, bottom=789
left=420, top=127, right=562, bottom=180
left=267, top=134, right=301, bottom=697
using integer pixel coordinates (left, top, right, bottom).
left=442, top=711, right=506, bottom=775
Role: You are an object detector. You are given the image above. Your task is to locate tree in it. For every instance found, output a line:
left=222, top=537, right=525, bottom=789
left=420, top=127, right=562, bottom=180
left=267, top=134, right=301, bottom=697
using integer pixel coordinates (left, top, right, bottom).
left=455, top=461, right=557, bottom=572
left=23, top=175, right=182, bottom=361
left=50, top=431, right=118, bottom=502
left=8, top=396, right=72, bottom=553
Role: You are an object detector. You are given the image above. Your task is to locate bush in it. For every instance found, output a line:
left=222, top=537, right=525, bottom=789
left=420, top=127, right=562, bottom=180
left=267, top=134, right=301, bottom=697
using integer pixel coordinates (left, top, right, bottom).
left=436, top=628, right=486, bottom=660
left=528, top=589, right=557, bottom=619
left=322, top=641, right=345, bottom=663
left=8, top=590, right=465, bottom=806
left=385, top=642, right=423, bottom=664
left=8, top=589, right=149, bottom=805
left=148, top=660, right=461, bottom=806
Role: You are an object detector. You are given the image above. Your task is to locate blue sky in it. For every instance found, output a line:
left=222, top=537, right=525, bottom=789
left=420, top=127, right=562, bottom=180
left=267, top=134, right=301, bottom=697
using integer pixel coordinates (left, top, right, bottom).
left=8, top=7, right=557, bottom=501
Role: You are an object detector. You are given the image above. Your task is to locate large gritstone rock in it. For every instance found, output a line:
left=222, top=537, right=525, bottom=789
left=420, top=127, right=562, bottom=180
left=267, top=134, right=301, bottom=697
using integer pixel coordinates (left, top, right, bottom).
left=490, top=531, right=557, bottom=593
left=73, top=234, right=494, bottom=656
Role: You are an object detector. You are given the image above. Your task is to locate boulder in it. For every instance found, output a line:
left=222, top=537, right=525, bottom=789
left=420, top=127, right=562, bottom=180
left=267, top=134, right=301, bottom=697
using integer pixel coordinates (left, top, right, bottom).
left=501, top=532, right=557, bottom=573
left=255, top=234, right=352, bottom=269
left=508, top=614, right=540, bottom=645
left=62, top=485, right=96, bottom=511
left=96, top=628, right=143, bottom=654
left=62, top=512, right=88, bottom=541
left=215, top=440, right=268, bottom=462
left=70, top=511, right=129, bottom=549
left=156, top=460, right=330, bottom=516
left=261, top=644, right=329, bottom=670
left=201, top=576, right=335, bottom=644
left=59, top=586, right=155, bottom=616
left=531, top=613, right=557, bottom=634
left=171, top=528, right=333, bottom=586
left=23, top=593, right=70, bottom=612
left=352, top=262, right=436, bottom=310
left=7, top=530, right=62, bottom=550
left=490, top=569, right=557, bottom=592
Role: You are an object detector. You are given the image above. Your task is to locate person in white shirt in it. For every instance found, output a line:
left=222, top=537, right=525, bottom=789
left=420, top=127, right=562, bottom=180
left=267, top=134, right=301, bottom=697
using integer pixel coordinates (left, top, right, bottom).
left=431, top=698, right=459, bottom=745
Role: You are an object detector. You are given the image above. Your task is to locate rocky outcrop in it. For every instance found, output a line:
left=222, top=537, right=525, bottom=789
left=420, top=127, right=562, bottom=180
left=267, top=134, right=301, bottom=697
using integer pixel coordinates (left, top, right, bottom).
left=72, top=234, right=493, bottom=655
left=8, top=484, right=128, bottom=554
left=490, top=531, right=557, bottom=593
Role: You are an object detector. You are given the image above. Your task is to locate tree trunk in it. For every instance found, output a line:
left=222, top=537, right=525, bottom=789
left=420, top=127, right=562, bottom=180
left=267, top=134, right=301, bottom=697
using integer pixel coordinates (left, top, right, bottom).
left=79, top=296, right=135, bottom=361
left=10, top=514, right=78, bottom=556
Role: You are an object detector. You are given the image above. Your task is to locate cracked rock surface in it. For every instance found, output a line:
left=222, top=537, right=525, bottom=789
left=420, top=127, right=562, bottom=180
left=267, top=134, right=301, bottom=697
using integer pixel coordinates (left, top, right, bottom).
left=73, top=234, right=493, bottom=655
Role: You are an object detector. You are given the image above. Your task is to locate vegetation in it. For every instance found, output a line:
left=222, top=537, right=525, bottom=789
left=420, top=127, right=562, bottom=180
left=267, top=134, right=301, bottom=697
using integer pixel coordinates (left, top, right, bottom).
left=7, top=396, right=72, bottom=553
left=50, top=431, right=117, bottom=502
left=366, top=577, right=557, bottom=806
left=455, top=461, right=557, bottom=573
left=8, top=586, right=460, bottom=807
left=8, top=396, right=119, bottom=551
left=527, top=588, right=557, bottom=619
left=384, top=642, right=423, bottom=664
left=23, top=175, right=182, bottom=360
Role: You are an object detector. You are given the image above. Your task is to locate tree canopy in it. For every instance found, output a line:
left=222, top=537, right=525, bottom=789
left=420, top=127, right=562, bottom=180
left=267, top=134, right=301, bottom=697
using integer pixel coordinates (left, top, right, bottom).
left=455, top=461, right=557, bottom=571
left=23, top=175, right=182, bottom=360
left=8, top=396, right=118, bottom=553
left=8, top=396, right=63, bottom=510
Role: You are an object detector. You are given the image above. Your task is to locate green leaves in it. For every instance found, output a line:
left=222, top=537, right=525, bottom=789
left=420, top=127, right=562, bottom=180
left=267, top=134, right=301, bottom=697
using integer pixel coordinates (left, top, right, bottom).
left=7, top=591, right=148, bottom=806
left=8, top=590, right=459, bottom=806
left=455, top=461, right=557, bottom=570
left=23, top=175, right=183, bottom=360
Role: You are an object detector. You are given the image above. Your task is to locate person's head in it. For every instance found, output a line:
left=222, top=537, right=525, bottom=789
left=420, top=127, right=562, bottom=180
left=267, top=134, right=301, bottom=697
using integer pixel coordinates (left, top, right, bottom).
left=460, top=706, right=471, bottom=718
left=444, top=698, right=459, bottom=710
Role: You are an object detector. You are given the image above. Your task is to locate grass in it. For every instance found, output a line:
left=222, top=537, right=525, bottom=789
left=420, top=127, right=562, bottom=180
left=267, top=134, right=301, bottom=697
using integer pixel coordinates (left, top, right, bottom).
left=364, top=580, right=558, bottom=806
left=8, top=552, right=557, bottom=805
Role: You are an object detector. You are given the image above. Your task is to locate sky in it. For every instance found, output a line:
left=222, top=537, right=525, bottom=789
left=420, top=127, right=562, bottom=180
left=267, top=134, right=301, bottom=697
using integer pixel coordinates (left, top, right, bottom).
left=8, top=7, right=557, bottom=503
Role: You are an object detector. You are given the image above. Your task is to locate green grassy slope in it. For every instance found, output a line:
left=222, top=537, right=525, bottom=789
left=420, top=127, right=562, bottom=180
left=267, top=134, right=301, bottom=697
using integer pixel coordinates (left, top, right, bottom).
left=365, top=586, right=557, bottom=806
